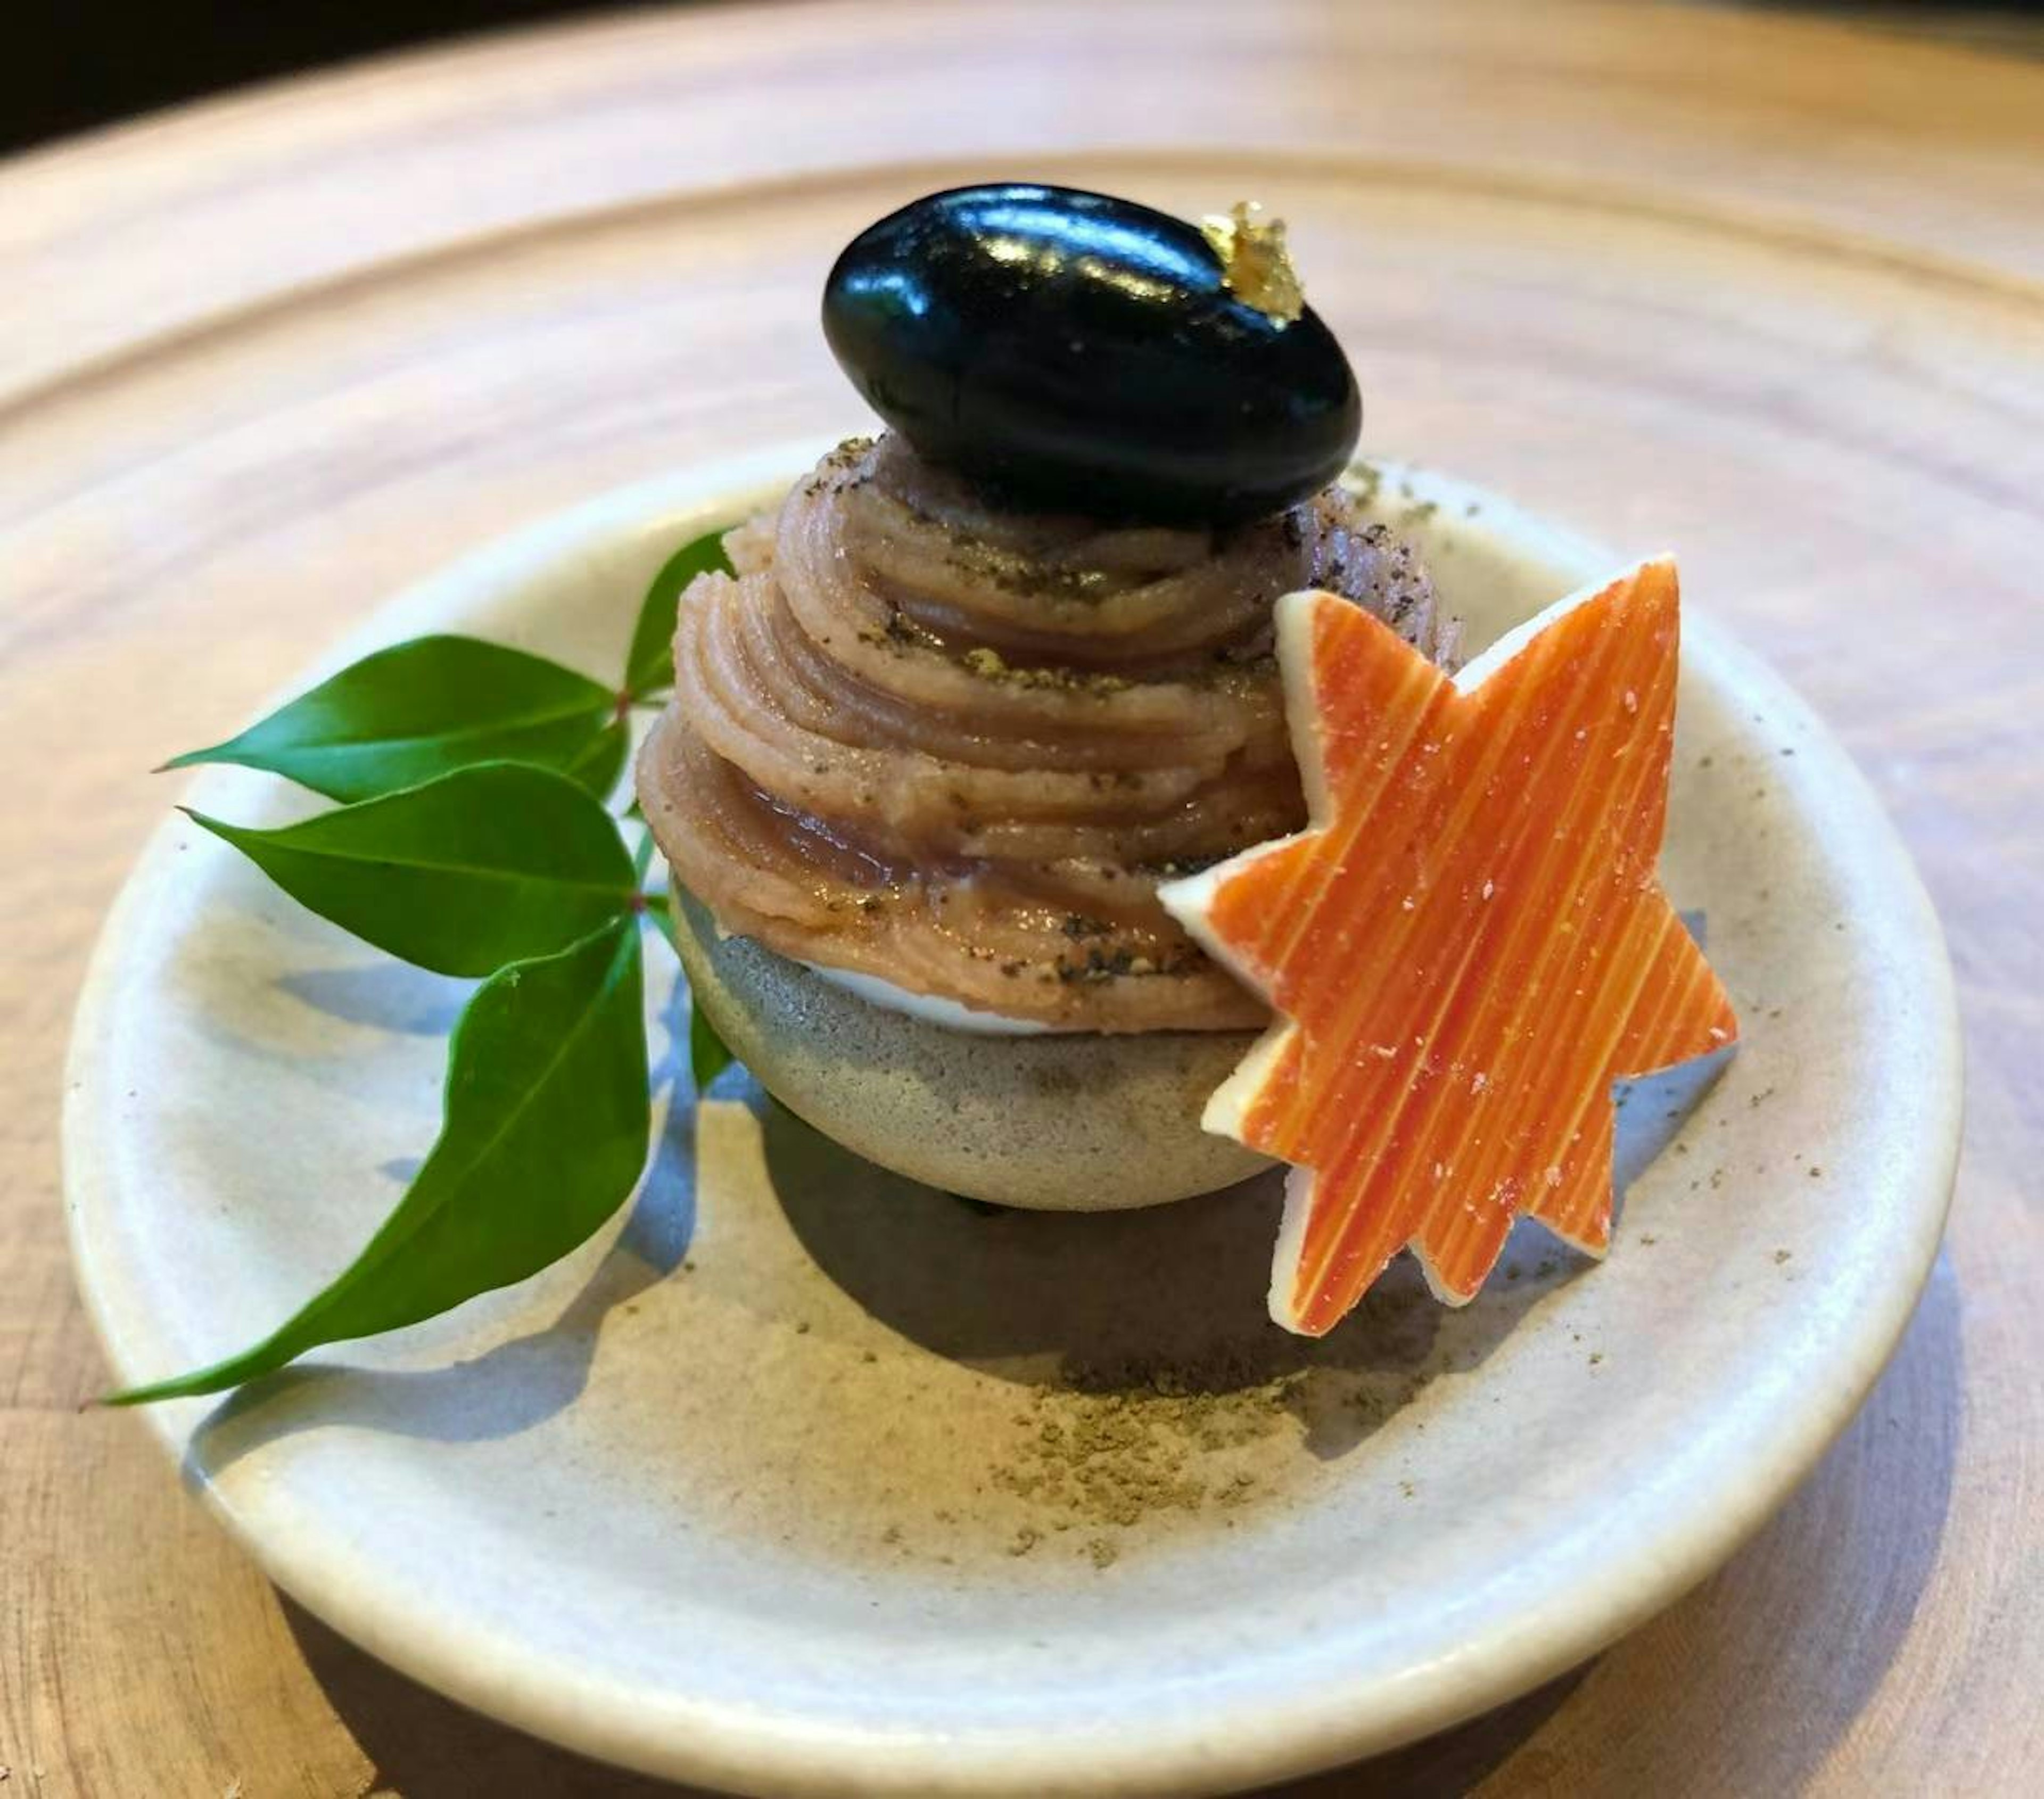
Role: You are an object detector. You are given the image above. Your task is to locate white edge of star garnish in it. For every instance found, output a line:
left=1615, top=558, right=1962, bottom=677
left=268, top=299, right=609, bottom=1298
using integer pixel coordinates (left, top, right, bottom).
left=1160, top=559, right=1678, bottom=1330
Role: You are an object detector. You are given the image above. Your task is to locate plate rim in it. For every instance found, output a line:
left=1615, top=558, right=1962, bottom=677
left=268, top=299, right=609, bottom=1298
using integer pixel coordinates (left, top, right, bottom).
left=63, top=444, right=1964, bottom=1797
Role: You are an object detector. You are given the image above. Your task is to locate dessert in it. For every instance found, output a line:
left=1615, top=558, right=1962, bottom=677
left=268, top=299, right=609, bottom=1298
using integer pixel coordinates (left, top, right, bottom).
left=638, top=184, right=1734, bottom=1318
left=648, top=433, right=1453, bottom=1035
left=639, top=185, right=1457, bottom=1206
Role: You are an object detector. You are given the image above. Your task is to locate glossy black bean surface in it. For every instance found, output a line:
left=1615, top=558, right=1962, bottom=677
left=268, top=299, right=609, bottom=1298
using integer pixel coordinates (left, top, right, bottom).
left=822, top=185, right=1361, bottom=525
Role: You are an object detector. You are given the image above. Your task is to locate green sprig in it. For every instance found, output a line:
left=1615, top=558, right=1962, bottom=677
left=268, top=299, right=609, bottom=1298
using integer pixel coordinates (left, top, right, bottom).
left=161, top=634, right=630, bottom=802
left=183, top=763, right=636, bottom=978
left=626, top=530, right=735, bottom=700
left=110, top=919, right=649, bottom=1405
left=109, top=525, right=736, bottom=1405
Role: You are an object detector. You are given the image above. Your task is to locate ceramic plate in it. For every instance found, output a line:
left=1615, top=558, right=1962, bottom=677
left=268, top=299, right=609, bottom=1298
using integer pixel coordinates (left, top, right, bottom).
left=64, top=445, right=1961, bottom=1797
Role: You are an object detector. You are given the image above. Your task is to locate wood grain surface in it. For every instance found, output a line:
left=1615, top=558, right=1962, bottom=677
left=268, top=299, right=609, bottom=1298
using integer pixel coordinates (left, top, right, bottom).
left=3, top=2, right=2039, bottom=1793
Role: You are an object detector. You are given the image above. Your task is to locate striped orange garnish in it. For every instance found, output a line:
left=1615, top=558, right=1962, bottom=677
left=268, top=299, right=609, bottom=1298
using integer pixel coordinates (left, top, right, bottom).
left=1161, top=558, right=1736, bottom=1336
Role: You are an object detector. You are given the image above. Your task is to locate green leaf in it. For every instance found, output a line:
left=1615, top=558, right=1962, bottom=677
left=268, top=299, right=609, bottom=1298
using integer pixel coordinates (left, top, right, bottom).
left=642, top=894, right=677, bottom=951
left=636, top=893, right=733, bottom=1088
left=108, top=918, right=650, bottom=1405
left=690, top=997, right=734, bottom=1091
left=562, top=715, right=630, bottom=801
left=163, top=635, right=624, bottom=802
left=187, top=762, right=636, bottom=977
left=625, top=528, right=732, bottom=700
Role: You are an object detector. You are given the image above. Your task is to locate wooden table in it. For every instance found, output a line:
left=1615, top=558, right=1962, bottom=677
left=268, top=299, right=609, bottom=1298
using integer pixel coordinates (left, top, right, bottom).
left=3, top=3, right=2039, bottom=1792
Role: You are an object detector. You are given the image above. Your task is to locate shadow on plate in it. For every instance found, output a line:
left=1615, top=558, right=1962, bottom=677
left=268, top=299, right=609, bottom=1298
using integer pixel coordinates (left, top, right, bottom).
left=181, top=1006, right=701, bottom=1477
left=192, top=961, right=1720, bottom=1477
left=276, top=960, right=471, bottom=1037
left=759, top=1046, right=1720, bottom=1462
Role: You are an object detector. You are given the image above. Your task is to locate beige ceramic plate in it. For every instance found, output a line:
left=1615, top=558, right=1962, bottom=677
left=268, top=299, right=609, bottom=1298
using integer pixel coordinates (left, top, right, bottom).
left=64, top=446, right=1960, bottom=1797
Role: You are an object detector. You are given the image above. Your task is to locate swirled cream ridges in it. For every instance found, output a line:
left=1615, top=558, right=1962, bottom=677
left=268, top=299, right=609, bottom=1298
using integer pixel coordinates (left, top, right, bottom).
left=640, top=436, right=1457, bottom=1031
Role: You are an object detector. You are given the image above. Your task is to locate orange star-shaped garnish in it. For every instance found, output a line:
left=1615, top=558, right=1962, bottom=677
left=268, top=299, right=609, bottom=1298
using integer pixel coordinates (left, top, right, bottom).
left=1162, top=557, right=1737, bottom=1336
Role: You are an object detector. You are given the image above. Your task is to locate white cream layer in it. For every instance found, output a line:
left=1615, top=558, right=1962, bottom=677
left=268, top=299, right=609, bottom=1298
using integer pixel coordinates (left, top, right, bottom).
left=798, top=960, right=1055, bottom=1035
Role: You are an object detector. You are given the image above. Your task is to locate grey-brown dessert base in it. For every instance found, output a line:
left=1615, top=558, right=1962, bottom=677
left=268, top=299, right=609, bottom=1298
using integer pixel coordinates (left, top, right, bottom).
left=668, top=885, right=1271, bottom=1210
